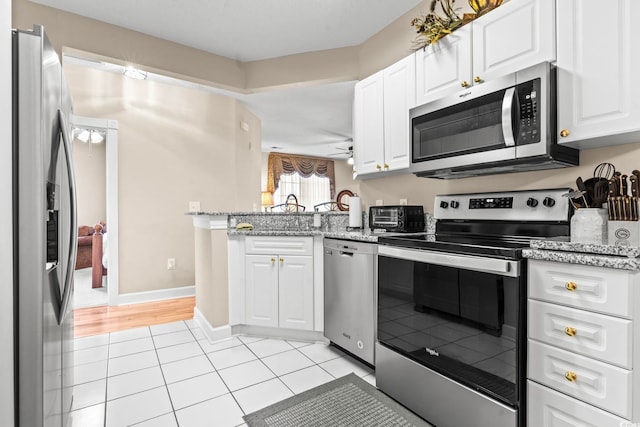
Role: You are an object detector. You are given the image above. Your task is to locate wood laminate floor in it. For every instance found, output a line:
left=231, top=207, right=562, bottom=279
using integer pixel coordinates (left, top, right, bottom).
left=73, top=296, right=195, bottom=338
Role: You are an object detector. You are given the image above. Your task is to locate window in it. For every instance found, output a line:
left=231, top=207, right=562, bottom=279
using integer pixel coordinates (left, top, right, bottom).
left=267, top=152, right=336, bottom=211
left=273, top=173, right=331, bottom=209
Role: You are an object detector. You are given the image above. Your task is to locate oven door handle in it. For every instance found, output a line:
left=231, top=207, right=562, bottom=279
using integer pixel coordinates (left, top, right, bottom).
left=378, top=246, right=519, bottom=277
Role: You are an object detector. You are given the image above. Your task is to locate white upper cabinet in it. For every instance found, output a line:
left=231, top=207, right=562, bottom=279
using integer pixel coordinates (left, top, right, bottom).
left=415, top=0, right=555, bottom=106
left=353, top=72, right=385, bottom=175
left=472, top=0, right=555, bottom=82
left=354, top=54, right=415, bottom=176
left=383, top=55, right=416, bottom=172
left=556, top=0, right=640, bottom=148
left=415, top=25, right=472, bottom=106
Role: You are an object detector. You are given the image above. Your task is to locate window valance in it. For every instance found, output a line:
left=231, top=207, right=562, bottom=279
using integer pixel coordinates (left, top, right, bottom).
left=267, top=152, right=336, bottom=198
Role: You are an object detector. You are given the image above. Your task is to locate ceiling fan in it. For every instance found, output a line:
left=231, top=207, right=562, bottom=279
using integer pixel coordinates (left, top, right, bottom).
left=328, top=144, right=354, bottom=164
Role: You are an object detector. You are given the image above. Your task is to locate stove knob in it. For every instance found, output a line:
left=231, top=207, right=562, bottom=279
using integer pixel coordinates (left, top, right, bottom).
left=450, top=200, right=460, bottom=209
left=526, top=197, right=539, bottom=207
left=543, top=197, right=556, bottom=207
left=440, top=201, right=449, bottom=209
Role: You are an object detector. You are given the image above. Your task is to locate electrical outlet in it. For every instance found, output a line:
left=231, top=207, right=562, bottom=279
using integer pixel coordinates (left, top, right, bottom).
left=188, top=201, right=201, bottom=212
left=375, top=199, right=383, bottom=206
left=167, top=258, right=176, bottom=270
left=400, top=198, right=408, bottom=205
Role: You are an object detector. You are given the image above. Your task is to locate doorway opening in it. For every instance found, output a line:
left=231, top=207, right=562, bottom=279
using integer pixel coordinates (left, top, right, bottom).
left=71, top=115, right=119, bottom=308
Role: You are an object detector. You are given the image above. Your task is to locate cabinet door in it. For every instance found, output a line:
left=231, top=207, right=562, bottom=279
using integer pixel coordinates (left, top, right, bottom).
left=473, top=0, right=555, bottom=83
left=528, top=300, right=632, bottom=369
left=353, top=72, right=385, bottom=175
left=415, top=25, right=472, bottom=105
left=528, top=259, right=634, bottom=318
left=557, top=0, right=640, bottom=147
left=278, top=255, right=314, bottom=331
left=528, top=340, right=632, bottom=419
left=528, top=381, right=627, bottom=427
left=383, top=54, right=415, bottom=172
left=245, top=255, right=279, bottom=327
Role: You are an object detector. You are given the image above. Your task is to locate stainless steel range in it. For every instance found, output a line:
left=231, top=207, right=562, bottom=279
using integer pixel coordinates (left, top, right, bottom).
left=375, top=189, right=571, bottom=427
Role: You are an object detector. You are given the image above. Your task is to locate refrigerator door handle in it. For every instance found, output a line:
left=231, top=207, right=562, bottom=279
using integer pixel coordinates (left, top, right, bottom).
left=58, top=109, right=77, bottom=324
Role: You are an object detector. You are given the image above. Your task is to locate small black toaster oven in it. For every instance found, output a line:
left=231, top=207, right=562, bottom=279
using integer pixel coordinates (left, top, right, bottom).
left=369, top=205, right=425, bottom=232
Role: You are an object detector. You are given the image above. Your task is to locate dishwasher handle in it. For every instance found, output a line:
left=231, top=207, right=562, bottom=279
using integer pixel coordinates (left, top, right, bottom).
left=324, top=248, right=356, bottom=257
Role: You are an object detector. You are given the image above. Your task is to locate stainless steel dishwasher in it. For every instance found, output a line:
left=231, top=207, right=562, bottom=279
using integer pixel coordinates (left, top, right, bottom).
left=324, top=238, right=377, bottom=366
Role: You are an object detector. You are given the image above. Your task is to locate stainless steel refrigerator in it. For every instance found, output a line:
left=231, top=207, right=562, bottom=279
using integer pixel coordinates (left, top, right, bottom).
left=12, top=25, right=77, bottom=427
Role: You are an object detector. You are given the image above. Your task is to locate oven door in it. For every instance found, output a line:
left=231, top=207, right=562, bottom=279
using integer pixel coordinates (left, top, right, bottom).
left=377, top=245, right=525, bottom=408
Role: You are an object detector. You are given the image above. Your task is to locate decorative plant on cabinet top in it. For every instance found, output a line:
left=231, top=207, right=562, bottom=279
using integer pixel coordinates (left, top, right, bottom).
left=411, top=0, right=503, bottom=49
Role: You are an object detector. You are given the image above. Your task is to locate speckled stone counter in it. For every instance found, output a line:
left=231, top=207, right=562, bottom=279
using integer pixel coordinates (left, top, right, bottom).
left=190, top=211, right=435, bottom=243
left=523, top=240, right=640, bottom=271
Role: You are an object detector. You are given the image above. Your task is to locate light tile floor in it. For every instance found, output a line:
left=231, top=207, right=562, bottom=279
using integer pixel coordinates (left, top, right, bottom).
left=74, top=267, right=108, bottom=308
left=69, top=319, right=375, bottom=427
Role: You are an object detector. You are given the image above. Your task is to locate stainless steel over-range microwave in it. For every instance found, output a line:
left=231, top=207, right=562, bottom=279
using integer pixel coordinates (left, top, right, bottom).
left=409, top=62, right=579, bottom=178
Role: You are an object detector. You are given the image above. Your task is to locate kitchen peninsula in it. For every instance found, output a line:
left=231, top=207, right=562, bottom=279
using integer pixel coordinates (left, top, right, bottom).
left=188, top=211, right=434, bottom=344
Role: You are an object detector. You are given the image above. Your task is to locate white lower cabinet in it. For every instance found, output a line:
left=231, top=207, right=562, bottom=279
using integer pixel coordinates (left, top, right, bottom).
left=528, top=381, right=627, bottom=427
left=244, top=237, right=314, bottom=331
left=528, top=259, right=640, bottom=424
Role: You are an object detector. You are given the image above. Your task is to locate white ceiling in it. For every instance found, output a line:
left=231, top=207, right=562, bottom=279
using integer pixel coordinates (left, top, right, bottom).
left=33, top=0, right=422, bottom=61
left=42, top=0, right=424, bottom=157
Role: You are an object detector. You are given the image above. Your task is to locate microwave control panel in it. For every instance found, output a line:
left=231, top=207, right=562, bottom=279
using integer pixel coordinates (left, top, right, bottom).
left=517, top=78, right=541, bottom=145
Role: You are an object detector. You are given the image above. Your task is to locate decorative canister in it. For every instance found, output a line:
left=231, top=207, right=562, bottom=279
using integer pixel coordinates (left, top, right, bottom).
left=570, top=208, right=607, bottom=244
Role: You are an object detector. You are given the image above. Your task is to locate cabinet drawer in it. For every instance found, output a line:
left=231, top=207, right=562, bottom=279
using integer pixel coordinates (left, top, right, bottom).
left=528, top=340, right=632, bottom=418
left=528, top=380, right=627, bottom=427
left=529, top=259, right=633, bottom=318
left=528, top=300, right=632, bottom=368
left=245, top=236, right=313, bottom=256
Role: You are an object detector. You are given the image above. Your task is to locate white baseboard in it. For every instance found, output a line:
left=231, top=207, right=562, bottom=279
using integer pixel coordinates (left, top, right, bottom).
left=114, top=285, right=195, bottom=306
left=232, top=324, right=328, bottom=344
left=193, top=307, right=232, bottom=342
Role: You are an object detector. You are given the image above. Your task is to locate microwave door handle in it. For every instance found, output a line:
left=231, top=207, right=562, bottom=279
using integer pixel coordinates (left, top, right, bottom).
left=501, top=87, right=516, bottom=147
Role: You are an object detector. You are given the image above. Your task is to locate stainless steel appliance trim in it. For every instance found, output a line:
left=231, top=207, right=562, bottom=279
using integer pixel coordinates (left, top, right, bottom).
left=502, top=87, right=516, bottom=147
left=324, top=238, right=377, bottom=365
left=409, top=62, right=577, bottom=178
left=58, top=109, right=76, bottom=325
left=376, top=343, right=517, bottom=427
left=378, top=245, right=519, bottom=277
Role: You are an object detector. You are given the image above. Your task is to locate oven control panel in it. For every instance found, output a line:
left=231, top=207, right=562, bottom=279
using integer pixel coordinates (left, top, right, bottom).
left=469, top=197, right=513, bottom=209
left=434, top=188, right=571, bottom=222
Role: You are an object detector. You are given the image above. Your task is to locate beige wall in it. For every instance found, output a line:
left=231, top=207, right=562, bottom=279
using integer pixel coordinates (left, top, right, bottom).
left=64, top=63, right=262, bottom=295
left=358, top=142, right=640, bottom=213
left=12, top=0, right=438, bottom=93
left=73, top=138, right=106, bottom=227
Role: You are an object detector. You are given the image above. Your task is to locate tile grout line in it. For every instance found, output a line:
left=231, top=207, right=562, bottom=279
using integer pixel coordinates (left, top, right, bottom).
left=150, top=321, right=183, bottom=426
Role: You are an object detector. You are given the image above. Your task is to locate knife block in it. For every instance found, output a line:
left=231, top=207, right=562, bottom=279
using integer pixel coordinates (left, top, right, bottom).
left=608, top=220, right=640, bottom=247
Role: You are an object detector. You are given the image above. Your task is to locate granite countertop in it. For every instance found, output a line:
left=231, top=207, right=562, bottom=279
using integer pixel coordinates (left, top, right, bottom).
left=227, top=228, right=412, bottom=243
left=524, top=239, right=640, bottom=271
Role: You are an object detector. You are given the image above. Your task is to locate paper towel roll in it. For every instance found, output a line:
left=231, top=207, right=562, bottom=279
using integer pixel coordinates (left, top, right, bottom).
left=349, top=196, right=362, bottom=228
